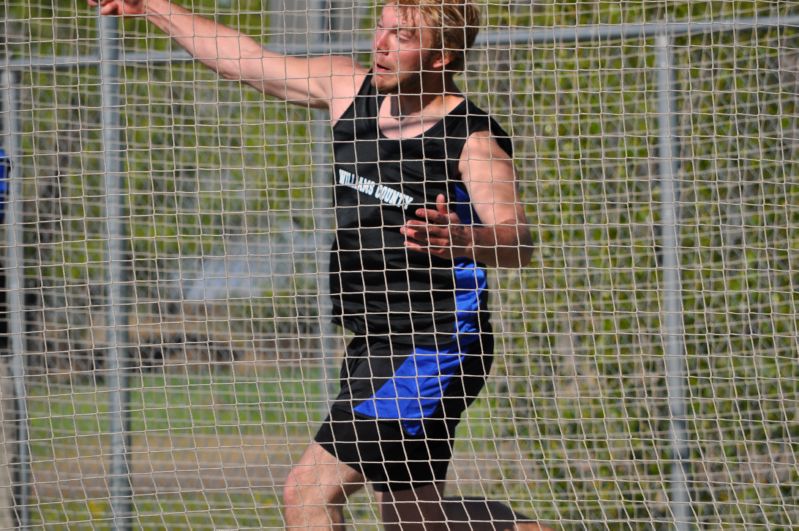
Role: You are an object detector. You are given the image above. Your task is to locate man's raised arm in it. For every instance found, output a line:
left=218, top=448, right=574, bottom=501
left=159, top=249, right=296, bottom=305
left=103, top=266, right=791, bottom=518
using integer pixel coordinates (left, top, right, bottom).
left=90, top=0, right=362, bottom=109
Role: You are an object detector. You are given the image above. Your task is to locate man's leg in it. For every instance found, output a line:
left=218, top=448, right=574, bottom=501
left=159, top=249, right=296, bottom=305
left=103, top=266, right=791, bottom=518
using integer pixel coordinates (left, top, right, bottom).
left=442, top=496, right=554, bottom=531
left=377, top=483, right=554, bottom=531
left=283, top=442, right=365, bottom=530
left=376, top=483, right=449, bottom=531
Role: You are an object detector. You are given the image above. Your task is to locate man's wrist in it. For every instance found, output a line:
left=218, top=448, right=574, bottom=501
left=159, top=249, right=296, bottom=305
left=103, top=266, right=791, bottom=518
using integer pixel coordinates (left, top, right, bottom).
left=467, top=226, right=488, bottom=264
left=143, top=0, right=172, bottom=17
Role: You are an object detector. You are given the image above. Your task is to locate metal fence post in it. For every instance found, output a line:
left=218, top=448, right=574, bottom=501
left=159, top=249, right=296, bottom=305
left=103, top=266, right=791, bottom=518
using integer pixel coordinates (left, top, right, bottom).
left=308, top=0, right=342, bottom=407
left=1, top=67, right=32, bottom=530
left=97, top=14, right=133, bottom=531
left=655, top=32, right=692, bottom=531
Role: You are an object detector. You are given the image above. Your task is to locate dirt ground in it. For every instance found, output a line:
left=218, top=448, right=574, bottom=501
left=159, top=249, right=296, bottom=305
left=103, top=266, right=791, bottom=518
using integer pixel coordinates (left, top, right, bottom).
left=30, top=433, right=496, bottom=502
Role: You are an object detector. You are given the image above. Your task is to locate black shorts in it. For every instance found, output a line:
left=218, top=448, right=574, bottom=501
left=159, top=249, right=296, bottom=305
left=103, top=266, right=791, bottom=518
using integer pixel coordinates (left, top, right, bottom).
left=315, top=407, right=454, bottom=492
left=314, top=332, right=493, bottom=492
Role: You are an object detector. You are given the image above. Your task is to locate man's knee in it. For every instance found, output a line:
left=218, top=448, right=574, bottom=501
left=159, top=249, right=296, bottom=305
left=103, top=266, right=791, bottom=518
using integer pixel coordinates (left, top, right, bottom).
left=283, top=443, right=365, bottom=523
left=283, top=465, right=331, bottom=527
left=282, top=466, right=306, bottom=509
left=284, top=463, right=331, bottom=509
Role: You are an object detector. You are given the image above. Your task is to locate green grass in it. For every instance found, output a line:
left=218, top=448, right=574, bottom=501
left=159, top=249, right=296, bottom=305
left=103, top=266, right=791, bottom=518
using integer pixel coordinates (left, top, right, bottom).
left=22, top=367, right=509, bottom=529
left=28, top=492, right=286, bottom=530
left=27, top=490, right=385, bottom=530
left=24, top=365, right=335, bottom=528
left=26, top=365, right=326, bottom=468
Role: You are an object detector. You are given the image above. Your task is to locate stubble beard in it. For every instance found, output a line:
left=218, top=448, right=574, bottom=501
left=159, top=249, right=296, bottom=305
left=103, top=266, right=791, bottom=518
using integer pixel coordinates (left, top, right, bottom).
left=371, top=70, right=424, bottom=96
left=371, top=74, right=398, bottom=95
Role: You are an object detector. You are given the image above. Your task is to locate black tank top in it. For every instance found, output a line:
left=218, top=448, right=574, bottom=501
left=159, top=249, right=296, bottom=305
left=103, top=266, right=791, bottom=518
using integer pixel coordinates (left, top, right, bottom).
left=329, top=73, right=513, bottom=346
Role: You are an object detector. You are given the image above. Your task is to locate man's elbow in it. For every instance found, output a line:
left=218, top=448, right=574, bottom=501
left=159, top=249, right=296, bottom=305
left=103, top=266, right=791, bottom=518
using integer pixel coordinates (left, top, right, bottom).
left=517, top=244, right=534, bottom=267
left=487, top=225, right=534, bottom=268
left=503, top=246, right=533, bottom=268
left=510, top=228, right=534, bottom=268
left=490, top=242, right=533, bottom=268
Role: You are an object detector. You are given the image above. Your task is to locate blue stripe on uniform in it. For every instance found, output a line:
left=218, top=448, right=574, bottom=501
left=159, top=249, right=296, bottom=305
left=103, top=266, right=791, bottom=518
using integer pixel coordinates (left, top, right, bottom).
left=453, top=183, right=480, bottom=225
left=352, top=254, right=488, bottom=436
left=352, top=342, right=465, bottom=436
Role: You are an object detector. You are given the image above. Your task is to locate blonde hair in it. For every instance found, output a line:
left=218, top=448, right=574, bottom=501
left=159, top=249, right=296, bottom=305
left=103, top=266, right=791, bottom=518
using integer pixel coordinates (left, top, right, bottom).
left=390, top=0, right=481, bottom=72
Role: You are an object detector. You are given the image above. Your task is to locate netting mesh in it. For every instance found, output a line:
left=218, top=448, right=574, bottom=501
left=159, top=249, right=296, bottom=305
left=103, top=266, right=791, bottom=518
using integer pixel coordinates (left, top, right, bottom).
left=1, top=0, right=797, bottom=528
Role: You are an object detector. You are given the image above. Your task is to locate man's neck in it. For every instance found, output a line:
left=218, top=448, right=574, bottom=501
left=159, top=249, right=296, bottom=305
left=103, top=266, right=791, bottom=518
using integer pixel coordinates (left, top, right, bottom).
left=388, top=75, right=460, bottom=120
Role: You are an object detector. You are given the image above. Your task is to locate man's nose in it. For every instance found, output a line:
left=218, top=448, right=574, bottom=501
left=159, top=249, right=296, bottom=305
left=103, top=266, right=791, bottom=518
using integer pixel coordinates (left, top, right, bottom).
left=374, top=30, right=389, bottom=52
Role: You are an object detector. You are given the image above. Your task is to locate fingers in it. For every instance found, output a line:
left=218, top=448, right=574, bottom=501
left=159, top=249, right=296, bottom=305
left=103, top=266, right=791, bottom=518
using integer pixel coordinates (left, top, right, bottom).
left=415, top=195, right=461, bottom=225
left=90, top=0, right=142, bottom=17
left=100, top=4, right=119, bottom=15
left=414, top=206, right=458, bottom=225
left=402, top=238, right=453, bottom=258
left=89, top=0, right=118, bottom=16
left=402, top=195, right=465, bottom=258
left=402, top=220, right=442, bottom=239
left=403, top=238, right=450, bottom=258
left=401, top=224, right=449, bottom=245
left=414, top=207, right=446, bottom=224
left=400, top=223, right=453, bottom=258
left=436, top=193, right=449, bottom=216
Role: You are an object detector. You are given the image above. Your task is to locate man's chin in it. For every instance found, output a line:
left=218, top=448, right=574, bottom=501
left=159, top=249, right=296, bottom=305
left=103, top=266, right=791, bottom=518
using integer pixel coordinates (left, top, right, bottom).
left=371, top=75, right=398, bottom=94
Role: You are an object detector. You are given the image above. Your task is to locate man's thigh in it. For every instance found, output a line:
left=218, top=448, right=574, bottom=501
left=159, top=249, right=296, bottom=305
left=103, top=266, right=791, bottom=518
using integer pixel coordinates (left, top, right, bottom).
left=315, top=407, right=454, bottom=491
left=286, top=442, right=366, bottom=505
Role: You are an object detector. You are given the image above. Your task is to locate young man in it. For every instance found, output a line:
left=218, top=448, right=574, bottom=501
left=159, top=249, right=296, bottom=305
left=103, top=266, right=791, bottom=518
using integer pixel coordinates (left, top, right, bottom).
left=91, top=0, right=542, bottom=529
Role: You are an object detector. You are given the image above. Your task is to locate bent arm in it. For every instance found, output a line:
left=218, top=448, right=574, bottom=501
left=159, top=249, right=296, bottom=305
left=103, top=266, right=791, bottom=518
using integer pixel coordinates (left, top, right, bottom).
left=94, top=0, right=362, bottom=108
left=460, top=132, right=534, bottom=268
left=400, top=133, right=533, bottom=267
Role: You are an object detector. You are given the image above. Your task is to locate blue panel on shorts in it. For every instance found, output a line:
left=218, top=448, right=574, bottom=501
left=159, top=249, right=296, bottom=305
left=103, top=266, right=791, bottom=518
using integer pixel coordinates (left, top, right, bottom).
left=353, top=341, right=465, bottom=436
left=352, top=258, right=487, bottom=435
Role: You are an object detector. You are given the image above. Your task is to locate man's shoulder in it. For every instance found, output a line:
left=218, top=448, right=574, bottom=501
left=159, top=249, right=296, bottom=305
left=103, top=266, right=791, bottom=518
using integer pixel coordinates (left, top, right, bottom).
left=460, top=100, right=504, bottom=129
left=324, top=59, right=369, bottom=122
left=452, top=100, right=513, bottom=156
left=323, top=59, right=367, bottom=94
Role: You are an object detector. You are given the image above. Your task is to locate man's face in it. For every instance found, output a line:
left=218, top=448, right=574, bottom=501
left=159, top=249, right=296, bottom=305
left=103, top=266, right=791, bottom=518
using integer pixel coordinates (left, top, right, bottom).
left=371, top=4, right=441, bottom=94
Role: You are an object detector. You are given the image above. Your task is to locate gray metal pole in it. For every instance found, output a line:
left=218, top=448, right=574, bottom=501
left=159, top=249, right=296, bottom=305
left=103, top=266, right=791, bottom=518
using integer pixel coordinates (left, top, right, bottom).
left=8, top=15, right=799, bottom=71
left=308, top=0, right=341, bottom=406
left=655, top=33, right=691, bottom=531
left=97, top=14, right=133, bottom=531
left=1, top=67, right=32, bottom=530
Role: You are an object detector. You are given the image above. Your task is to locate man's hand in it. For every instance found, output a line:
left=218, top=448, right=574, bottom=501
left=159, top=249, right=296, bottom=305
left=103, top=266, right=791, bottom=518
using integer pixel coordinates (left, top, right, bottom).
left=88, top=0, right=147, bottom=16
left=401, top=194, right=474, bottom=260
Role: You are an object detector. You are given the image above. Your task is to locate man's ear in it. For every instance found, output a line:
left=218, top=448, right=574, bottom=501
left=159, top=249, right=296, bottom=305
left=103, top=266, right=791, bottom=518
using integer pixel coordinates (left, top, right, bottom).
left=431, top=50, right=455, bottom=71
